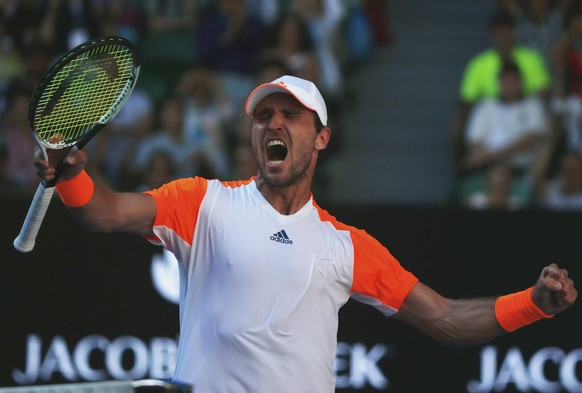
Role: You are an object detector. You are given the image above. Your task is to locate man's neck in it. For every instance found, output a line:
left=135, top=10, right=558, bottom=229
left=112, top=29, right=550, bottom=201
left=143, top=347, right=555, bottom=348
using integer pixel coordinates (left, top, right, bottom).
left=254, top=176, right=312, bottom=215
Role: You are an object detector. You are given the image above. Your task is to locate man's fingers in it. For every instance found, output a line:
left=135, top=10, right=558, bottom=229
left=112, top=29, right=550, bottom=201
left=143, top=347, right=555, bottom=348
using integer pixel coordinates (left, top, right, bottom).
left=548, top=273, right=564, bottom=290
left=542, top=263, right=561, bottom=278
left=557, top=275, right=578, bottom=304
left=543, top=277, right=563, bottom=291
left=542, top=264, right=577, bottom=302
left=541, top=268, right=560, bottom=290
left=66, top=148, right=85, bottom=164
left=534, top=263, right=577, bottom=314
left=64, top=148, right=86, bottom=166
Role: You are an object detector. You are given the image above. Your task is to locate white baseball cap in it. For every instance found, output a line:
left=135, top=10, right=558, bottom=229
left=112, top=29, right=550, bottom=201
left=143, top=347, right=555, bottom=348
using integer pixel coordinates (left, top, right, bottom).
left=245, top=75, right=328, bottom=126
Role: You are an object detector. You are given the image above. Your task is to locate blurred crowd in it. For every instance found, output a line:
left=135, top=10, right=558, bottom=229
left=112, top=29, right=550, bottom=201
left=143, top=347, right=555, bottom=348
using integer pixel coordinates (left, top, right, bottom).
left=3, top=0, right=582, bottom=212
left=0, top=0, right=390, bottom=199
left=450, top=0, right=582, bottom=211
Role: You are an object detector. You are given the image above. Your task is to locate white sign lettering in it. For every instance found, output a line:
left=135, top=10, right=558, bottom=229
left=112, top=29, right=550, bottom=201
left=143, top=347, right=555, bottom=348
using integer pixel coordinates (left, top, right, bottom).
left=334, top=342, right=390, bottom=389
left=12, top=335, right=388, bottom=390
left=467, top=346, right=582, bottom=393
left=12, top=335, right=177, bottom=384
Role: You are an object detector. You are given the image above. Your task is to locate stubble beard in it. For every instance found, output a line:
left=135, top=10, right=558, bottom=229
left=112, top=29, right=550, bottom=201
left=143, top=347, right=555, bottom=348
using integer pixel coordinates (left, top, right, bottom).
left=260, top=150, right=313, bottom=188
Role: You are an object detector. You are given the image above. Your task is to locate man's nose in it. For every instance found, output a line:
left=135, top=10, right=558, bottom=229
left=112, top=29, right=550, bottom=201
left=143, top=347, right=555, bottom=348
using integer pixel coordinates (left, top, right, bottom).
left=267, top=113, right=285, bottom=131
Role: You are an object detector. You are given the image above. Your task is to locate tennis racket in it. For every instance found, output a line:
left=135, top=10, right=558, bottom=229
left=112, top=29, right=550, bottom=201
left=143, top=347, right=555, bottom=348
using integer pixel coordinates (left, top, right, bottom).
left=13, top=36, right=140, bottom=253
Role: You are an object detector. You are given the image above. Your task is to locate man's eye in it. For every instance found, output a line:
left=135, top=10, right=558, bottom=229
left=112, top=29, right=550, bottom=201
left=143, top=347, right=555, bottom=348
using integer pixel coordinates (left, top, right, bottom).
left=254, top=114, right=270, bottom=121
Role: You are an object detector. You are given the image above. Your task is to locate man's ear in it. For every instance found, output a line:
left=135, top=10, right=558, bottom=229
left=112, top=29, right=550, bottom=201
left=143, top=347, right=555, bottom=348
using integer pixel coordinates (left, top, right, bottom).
left=315, top=127, right=331, bottom=151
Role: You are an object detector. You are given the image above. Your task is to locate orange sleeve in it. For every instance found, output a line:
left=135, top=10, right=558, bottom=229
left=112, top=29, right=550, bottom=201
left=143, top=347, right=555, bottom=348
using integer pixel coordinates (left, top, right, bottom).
left=349, top=227, right=419, bottom=311
left=143, top=177, right=208, bottom=246
left=315, top=204, right=418, bottom=312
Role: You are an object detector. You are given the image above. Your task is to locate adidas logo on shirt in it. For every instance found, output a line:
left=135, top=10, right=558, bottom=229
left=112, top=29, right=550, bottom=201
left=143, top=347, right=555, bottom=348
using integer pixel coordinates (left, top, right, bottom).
left=270, top=229, right=293, bottom=245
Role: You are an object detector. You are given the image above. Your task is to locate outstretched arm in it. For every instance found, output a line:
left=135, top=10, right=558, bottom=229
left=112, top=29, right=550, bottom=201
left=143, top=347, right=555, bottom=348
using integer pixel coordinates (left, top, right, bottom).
left=394, top=263, right=576, bottom=347
left=35, top=149, right=156, bottom=236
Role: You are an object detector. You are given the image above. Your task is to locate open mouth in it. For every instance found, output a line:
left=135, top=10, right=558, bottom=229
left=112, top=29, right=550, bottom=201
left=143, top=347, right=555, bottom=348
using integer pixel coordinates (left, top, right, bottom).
left=266, top=140, right=288, bottom=167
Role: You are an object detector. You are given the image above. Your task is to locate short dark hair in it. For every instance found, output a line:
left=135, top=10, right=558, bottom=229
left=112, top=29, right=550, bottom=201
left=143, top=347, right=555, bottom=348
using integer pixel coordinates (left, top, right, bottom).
left=488, top=10, right=515, bottom=29
left=314, top=112, right=325, bottom=133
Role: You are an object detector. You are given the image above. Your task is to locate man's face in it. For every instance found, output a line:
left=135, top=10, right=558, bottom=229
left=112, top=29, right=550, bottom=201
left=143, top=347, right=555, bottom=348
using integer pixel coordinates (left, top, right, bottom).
left=250, top=93, right=328, bottom=187
left=489, top=25, right=514, bottom=53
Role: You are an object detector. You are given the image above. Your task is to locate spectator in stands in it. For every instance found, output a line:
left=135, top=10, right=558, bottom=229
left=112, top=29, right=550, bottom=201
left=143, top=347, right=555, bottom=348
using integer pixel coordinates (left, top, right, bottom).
left=0, top=87, right=37, bottom=190
left=463, top=162, right=529, bottom=210
left=259, top=12, right=320, bottom=86
left=91, top=88, right=155, bottom=190
left=134, top=149, right=179, bottom=192
left=145, top=0, right=196, bottom=34
left=450, top=9, right=551, bottom=176
left=99, top=0, right=149, bottom=45
left=542, top=151, right=582, bottom=210
left=19, top=41, right=54, bottom=95
left=0, top=1, right=46, bottom=115
left=0, top=13, right=25, bottom=116
left=550, top=9, right=582, bottom=155
left=253, top=57, right=293, bottom=86
left=361, top=0, right=393, bottom=47
left=174, top=66, right=231, bottom=179
left=0, top=13, right=27, bottom=89
left=0, top=134, right=20, bottom=194
left=246, top=0, right=282, bottom=28
left=498, top=0, right=565, bottom=65
left=343, top=0, right=376, bottom=68
left=534, top=150, right=582, bottom=210
left=132, top=94, right=219, bottom=181
left=0, top=0, right=44, bottom=49
left=455, top=61, right=549, bottom=208
left=38, top=0, right=104, bottom=54
left=194, top=0, right=267, bottom=109
left=288, top=0, right=346, bottom=97
left=229, top=141, right=258, bottom=181
left=461, top=61, right=549, bottom=174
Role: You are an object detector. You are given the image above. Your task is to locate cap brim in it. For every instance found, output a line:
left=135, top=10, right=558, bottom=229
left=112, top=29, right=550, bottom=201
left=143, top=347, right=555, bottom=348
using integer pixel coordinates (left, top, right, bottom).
left=244, top=83, right=317, bottom=116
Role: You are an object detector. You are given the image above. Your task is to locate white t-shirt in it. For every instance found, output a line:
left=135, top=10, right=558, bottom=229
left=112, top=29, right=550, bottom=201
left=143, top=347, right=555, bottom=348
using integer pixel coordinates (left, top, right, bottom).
left=144, top=177, right=418, bottom=393
left=466, top=97, right=548, bottom=169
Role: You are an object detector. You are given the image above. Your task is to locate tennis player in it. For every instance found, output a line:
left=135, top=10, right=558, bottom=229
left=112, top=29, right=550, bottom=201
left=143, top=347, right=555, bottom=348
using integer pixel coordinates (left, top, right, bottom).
left=35, top=75, right=577, bottom=393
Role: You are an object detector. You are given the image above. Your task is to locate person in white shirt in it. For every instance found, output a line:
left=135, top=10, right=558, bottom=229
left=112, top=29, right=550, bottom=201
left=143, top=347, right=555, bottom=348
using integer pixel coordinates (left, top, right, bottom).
left=462, top=61, right=549, bottom=174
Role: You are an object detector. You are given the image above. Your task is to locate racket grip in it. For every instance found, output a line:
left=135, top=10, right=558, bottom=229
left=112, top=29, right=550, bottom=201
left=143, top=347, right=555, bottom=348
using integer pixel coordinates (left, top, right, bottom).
left=13, top=183, right=55, bottom=253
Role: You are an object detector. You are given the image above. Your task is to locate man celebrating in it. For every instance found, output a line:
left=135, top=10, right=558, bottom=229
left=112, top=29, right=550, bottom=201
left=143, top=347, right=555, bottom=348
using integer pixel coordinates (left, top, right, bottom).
left=35, top=75, right=576, bottom=393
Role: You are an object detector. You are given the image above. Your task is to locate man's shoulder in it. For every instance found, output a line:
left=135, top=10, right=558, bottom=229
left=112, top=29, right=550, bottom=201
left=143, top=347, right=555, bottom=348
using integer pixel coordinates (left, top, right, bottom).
left=466, top=48, right=498, bottom=67
left=513, top=45, right=545, bottom=58
left=145, top=176, right=209, bottom=198
left=170, top=177, right=255, bottom=194
left=312, top=201, right=371, bottom=240
left=465, top=46, right=544, bottom=65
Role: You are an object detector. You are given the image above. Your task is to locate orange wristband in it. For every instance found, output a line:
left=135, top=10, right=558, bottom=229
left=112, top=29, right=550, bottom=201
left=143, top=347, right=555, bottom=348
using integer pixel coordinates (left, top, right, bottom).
left=55, top=170, right=95, bottom=207
left=495, top=286, right=554, bottom=332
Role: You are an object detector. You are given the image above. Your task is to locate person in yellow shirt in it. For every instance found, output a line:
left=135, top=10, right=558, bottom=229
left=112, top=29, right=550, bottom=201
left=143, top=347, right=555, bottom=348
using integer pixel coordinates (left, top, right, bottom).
left=450, top=10, right=551, bottom=176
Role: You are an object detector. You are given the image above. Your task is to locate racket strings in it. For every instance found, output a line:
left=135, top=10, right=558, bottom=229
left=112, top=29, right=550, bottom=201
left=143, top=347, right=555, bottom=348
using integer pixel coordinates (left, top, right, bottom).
left=33, top=44, right=136, bottom=148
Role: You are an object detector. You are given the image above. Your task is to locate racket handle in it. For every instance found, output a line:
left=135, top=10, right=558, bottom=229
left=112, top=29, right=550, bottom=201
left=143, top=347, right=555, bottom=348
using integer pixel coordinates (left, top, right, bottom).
left=13, top=183, right=55, bottom=253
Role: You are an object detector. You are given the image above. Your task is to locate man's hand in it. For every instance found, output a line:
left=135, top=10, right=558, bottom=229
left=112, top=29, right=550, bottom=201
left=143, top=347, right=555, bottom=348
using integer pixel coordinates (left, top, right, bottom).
left=532, top=263, right=577, bottom=315
left=34, top=148, right=88, bottom=183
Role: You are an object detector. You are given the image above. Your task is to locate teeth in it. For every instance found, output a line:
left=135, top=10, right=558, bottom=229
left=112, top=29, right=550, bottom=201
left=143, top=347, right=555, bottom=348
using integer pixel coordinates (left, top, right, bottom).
left=268, top=140, right=286, bottom=147
left=267, top=140, right=286, bottom=167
